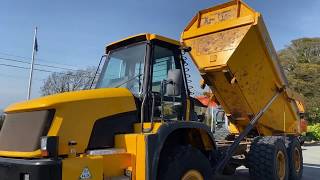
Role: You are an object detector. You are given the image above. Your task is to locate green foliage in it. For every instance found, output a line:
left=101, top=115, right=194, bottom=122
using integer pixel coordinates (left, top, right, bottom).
left=306, top=124, right=320, bottom=141
left=278, top=38, right=320, bottom=123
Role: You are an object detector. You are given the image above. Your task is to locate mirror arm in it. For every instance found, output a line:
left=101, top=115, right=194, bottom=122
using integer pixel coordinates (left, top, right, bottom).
left=160, top=80, right=166, bottom=121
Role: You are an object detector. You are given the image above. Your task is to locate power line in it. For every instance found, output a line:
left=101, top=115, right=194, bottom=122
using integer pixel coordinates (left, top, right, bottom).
left=0, top=72, right=44, bottom=82
left=0, top=57, right=76, bottom=71
left=0, top=63, right=52, bottom=73
left=0, top=63, right=96, bottom=78
left=0, top=51, right=80, bottom=69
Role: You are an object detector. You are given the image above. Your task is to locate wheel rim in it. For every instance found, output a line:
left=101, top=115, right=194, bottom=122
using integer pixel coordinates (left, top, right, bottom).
left=181, top=170, right=204, bottom=180
left=276, top=151, right=286, bottom=180
left=293, top=147, right=301, bottom=173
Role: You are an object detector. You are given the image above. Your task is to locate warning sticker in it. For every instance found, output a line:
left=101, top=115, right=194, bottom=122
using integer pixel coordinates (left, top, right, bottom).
left=79, top=167, right=92, bottom=179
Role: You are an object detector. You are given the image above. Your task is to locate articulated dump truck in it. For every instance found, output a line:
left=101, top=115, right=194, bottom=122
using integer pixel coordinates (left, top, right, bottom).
left=0, top=1, right=304, bottom=180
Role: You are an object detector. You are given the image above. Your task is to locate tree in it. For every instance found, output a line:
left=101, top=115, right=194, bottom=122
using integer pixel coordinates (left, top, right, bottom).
left=40, top=67, right=97, bottom=96
left=278, top=38, right=320, bottom=123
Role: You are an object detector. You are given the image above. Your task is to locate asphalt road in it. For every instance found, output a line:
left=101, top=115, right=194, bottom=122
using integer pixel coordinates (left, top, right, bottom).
left=216, top=144, right=320, bottom=180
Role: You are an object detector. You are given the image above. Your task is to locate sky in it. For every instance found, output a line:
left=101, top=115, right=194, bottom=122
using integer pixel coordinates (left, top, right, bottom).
left=0, top=0, right=320, bottom=109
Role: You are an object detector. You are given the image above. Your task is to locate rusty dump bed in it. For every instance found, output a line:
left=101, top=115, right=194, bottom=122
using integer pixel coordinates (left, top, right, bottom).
left=182, top=0, right=302, bottom=136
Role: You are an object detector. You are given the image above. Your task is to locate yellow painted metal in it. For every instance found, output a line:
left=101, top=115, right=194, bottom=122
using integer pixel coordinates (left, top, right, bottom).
left=52, top=88, right=136, bottom=156
left=147, top=34, right=180, bottom=46
left=0, top=149, right=41, bottom=158
left=58, top=126, right=150, bottom=179
left=2, top=88, right=136, bottom=157
left=185, top=98, right=191, bottom=121
left=228, top=121, right=240, bottom=134
left=101, top=153, right=132, bottom=178
left=181, top=0, right=302, bottom=135
left=5, top=88, right=135, bottom=113
left=135, top=134, right=147, bottom=180
left=115, top=133, right=147, bottom=180
left=106, top=33, right=180, bottom=50
left=295, top=100, right=305, bottom=114
left=62, top=156, right=103, bottom=180
left=133, top=122, right=163, bottom=133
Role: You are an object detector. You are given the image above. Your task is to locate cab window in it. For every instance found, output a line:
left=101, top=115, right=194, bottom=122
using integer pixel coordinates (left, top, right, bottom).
left=97, top=43, right=146, bottom=95
left=151, top=44, right=185, bottom=120
left=152, top=46, right=176, bottom=93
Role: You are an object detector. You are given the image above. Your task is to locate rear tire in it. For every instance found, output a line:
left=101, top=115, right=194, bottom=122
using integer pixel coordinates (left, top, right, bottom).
left=247, top=136, right=289, bottom=180
left=158, top=146, right=213, bottom=180
left=287, top=137, right=303, bottom=180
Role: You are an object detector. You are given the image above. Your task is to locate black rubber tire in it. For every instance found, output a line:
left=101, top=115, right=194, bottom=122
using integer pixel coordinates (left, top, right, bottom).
left=158, top=145, right=213, bottom=180
left=222, top=164, right=237, bottom=175
left=247, top=136, right=289, bottom=180
left=287, top=137, right=303, bottom=180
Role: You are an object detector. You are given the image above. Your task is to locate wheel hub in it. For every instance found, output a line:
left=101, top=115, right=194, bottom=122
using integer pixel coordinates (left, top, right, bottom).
left=276, top=151, right=286, bottom=180
left=181, top=170, right=204, bottom=180
left=293, top=147, right=301, bottom=173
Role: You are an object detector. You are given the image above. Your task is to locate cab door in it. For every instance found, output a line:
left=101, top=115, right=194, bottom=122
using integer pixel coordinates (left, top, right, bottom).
left=149, top=41, right=189, bottom=121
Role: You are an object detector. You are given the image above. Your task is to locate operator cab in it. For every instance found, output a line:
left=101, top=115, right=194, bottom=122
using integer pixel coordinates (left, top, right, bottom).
left=96, top=34, right=192, bottom=122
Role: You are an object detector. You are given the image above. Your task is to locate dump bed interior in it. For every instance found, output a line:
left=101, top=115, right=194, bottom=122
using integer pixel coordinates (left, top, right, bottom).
left=181, top=0, right=301, bottom=135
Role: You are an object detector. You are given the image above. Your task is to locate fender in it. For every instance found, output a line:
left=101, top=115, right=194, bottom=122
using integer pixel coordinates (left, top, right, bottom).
left=145, top=121, right=216, bottom=180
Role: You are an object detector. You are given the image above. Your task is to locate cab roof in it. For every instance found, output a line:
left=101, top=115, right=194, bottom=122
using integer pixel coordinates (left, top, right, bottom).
left=105, top=33, right=180, bottom=52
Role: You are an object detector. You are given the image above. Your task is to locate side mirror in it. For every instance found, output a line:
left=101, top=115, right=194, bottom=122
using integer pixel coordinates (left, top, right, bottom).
left=165, top=69, right=182, bottom=96
left=159, top=69, right=182, bottom=121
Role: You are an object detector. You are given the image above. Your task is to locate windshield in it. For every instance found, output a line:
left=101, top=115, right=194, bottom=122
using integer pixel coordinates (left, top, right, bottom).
left=96, top=43, right=146, bottom=94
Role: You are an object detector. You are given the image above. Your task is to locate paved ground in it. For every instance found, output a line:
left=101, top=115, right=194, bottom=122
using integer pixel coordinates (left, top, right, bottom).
left=216, top=144, right=320, bottom=180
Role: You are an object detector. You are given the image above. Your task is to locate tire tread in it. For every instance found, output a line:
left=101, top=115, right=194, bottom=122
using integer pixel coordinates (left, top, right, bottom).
left=247, top=136, right=289, bottom=180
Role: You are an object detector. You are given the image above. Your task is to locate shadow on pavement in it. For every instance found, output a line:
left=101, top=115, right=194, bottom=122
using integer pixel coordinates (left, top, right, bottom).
left=303, top=142, right=320, bottom=147
left=302, top=164, right=320, bottom=180
left=214, top=164, right=320, bottom=180
left=214, top=168, right=250, bottom=180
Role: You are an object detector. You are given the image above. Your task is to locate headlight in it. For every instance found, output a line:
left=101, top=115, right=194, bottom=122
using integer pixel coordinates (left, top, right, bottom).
left=22, top=173, right=30, bottom=180
left=40, top=137, right=47, bottom=150
left=40, top=136, right=59, bottom=158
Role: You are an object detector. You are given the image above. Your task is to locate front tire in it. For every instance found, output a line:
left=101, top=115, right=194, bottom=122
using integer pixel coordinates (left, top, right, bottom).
left=158, top=146, right=213, bottom=180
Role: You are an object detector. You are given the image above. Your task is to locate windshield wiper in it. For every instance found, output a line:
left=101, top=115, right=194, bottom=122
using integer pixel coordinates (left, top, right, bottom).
left=115, top=74, right=143, bottom=88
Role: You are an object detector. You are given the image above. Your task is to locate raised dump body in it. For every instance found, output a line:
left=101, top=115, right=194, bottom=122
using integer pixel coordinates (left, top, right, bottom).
left=181, top=0, right=302, bottom=136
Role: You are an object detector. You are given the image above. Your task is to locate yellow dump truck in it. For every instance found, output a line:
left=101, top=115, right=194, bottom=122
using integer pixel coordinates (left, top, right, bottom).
left=0, top=1, right=304, bottom=180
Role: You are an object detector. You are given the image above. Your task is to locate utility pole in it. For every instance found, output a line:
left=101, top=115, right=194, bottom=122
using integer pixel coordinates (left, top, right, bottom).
left=27, top=27, right=38, bottom=100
